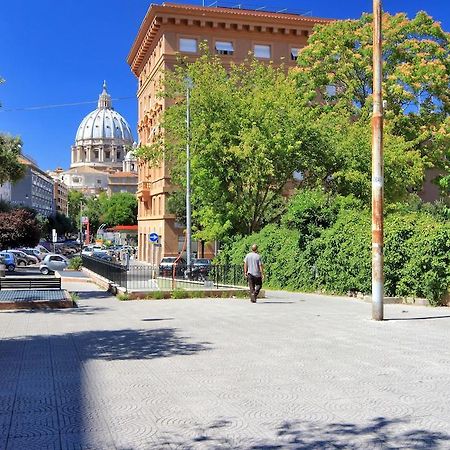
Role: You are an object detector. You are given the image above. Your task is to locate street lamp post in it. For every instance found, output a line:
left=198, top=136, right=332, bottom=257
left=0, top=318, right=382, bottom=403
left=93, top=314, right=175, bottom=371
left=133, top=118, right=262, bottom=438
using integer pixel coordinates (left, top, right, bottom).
left=372, top=0, right=384, bottom=321
left=185, top=76, right=194, bottom=268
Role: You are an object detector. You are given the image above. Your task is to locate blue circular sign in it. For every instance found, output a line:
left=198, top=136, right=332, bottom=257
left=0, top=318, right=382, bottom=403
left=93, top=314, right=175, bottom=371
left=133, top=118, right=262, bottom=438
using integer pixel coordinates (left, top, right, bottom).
left=149, top=232, right=159, bottom=243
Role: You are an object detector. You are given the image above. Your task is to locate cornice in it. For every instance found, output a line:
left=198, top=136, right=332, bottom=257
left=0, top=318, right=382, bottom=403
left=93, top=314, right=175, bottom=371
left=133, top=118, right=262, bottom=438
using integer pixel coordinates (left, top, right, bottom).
left=128, top=3, right=334, bottom=75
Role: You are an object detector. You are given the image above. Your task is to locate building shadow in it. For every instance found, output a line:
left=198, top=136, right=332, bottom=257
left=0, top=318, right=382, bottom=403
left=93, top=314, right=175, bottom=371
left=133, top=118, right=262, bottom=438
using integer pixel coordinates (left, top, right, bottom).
left=0, top=327, right=211, bottom=449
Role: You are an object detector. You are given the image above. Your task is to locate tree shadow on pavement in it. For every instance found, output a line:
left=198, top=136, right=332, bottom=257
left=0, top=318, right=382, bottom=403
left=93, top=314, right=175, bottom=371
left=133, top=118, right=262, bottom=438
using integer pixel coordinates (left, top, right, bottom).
left=72, top=327, right=211, bottom=360
left=149, top=416, right=450, bottom=450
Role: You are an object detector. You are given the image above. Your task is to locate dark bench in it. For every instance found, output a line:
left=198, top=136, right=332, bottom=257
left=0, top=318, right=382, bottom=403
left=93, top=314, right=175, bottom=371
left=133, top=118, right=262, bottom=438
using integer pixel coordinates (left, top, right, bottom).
left=0, top=277, right=61, bottom=290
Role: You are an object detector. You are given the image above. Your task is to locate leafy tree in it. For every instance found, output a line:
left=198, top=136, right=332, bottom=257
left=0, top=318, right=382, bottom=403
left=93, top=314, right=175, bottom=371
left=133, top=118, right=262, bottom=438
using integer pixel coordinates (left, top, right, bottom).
left=304, top=112, right=425, bottom=202
left=296, top=11, right=450, bottom=194
left=0, top=134, right=25, bottom=185
left=139, top=53, right=328, bottom=240
left=101, top=192, right=137, bottom=226
left=0, top=208, right=40, bottom=249
left=68, top=190, right=86, bottom=228
left=46, top=212, right=74, bottom=237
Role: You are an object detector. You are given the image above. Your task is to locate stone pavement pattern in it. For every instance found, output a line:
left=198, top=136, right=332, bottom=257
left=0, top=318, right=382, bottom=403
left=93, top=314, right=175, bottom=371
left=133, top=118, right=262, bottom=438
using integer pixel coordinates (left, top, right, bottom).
left=0, top=282, right=450, bottom=449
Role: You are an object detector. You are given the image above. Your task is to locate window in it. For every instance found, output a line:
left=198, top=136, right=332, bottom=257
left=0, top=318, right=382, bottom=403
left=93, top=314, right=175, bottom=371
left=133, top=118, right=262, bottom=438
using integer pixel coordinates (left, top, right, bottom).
left=94, top=150, right=99, bottom=159
left=179, top=38, right=197, bottom=53
left=215, top=41, right=234, bottom=55
left=254, top=44, right=271, bottom=59
left=105, top=150, right=110, bottom=159
left=291, top=48, right=300, bottom=61
left=72, top=176, right=81, bottom=184
left=117, top=151, right=121, bottom=160
left=97, top=179, right=102, bottom=184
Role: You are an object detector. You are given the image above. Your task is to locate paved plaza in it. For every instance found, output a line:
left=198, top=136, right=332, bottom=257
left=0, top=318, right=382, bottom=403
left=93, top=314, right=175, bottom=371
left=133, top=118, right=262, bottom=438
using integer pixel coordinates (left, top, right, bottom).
left=1, top=282, right=450, bottom=449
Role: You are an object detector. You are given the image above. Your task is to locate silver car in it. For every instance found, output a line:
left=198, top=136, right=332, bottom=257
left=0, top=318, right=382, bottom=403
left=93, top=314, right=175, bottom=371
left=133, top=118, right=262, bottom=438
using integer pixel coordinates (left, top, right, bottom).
left=39, top=254, right=69, bottom=275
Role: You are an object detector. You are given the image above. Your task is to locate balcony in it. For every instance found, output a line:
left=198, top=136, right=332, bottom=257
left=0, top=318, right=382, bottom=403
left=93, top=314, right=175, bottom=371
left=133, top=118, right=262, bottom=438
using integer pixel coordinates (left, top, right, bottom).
left=137, top=181, right=151, bottom=202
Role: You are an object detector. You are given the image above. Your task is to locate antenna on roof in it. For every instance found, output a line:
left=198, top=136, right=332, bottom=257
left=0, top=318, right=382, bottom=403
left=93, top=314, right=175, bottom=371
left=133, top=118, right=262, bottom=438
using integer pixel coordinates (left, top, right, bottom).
left=276, top=8, right=287, bottom=13
left=255, top=6, right=266, bottom=10
left=207, top=1, right=218, bottom=6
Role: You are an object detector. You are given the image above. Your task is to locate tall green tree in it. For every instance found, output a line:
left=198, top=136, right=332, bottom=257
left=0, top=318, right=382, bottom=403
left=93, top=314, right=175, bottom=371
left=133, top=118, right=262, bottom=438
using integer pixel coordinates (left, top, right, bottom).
left=0, top=134, right=25, bottom=185
left=67, top=190, right=86, bottom=230
left=138, top=53, right=328, bottom=240
left=101, top=192, right=137, bottom=226
left=296, top=11, right=450, bottom=193
left=0, top=209, right=40, bottom=249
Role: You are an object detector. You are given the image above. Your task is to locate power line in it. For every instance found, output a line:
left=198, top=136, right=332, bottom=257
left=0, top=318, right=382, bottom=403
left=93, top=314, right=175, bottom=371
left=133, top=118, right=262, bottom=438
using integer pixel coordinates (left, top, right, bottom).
left=0, top=96, right=135, bottom=112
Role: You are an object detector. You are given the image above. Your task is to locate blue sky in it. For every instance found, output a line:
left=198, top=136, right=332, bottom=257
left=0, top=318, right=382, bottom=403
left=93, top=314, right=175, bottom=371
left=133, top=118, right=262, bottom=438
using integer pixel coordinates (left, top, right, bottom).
left=1, top=0, right=449, bottom=171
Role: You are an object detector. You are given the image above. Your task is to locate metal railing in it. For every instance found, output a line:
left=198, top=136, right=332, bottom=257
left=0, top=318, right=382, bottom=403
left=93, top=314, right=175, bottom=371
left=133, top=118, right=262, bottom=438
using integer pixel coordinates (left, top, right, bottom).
left=82, top=255, right=247, bottom=292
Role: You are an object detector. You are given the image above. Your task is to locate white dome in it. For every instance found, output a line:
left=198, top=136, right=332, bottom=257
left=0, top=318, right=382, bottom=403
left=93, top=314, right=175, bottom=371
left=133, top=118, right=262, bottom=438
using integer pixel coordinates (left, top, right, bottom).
left=74, top=82, right=133, bottom=145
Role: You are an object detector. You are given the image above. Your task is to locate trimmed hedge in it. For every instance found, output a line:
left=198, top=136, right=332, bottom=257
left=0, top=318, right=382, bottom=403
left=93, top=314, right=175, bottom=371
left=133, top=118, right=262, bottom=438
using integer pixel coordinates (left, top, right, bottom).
left=220, top=191, right=450, bottom=305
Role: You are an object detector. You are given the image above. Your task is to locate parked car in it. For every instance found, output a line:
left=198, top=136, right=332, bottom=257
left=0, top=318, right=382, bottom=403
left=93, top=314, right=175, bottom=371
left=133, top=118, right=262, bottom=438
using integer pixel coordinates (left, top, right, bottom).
left=0, top=251, right=16, bottom=272
left=6, top=250, right=29, bottom=267
left=92, top=252, right=113, bottom=262
left=39, top=254, right=69, bottom=275
left=82, top=245, right=106, bottom=256
left=10, top=250, right=39, bottom=265
left=184, top=258, right=212, bottom=281
left=159, top=257, right=186, bottom=276
left=21, top=248, right=44, bottom=261
left=192, top=258, right=212, bottom=274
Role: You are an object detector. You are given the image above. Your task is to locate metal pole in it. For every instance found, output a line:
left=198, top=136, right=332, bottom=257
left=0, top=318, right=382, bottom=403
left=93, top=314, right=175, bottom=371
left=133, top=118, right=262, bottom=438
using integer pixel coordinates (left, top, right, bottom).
left=372, top=0, right=384, bottom=321
left=185, top=77, right=193, bottom=268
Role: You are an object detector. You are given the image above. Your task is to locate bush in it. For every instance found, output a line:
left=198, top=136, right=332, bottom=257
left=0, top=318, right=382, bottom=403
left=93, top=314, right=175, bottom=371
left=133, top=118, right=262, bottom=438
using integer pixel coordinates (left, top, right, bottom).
left=68, top=256, right=82, bottom=270
left=219, top=192, right=450, bottom=304
left=148, top=291, right=165, bottom=300
left=171, top=288, right=187, bottom=299
left=385, top=212, right=450, bottom=305
left=117, top=293, right=130, bottom=301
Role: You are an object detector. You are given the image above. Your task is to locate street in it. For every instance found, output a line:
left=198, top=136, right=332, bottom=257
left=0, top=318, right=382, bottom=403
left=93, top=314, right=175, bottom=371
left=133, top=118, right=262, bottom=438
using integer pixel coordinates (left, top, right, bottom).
left=0, top=282, right=449, bottom=449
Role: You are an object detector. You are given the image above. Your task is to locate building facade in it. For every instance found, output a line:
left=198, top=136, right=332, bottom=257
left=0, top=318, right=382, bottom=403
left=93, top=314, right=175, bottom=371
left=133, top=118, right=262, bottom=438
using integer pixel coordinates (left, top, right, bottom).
left=107, top=150, right=138, bottom=195
left=1, top=155, right=55, bottom=216
left=127, top=3, right=331, bottom=263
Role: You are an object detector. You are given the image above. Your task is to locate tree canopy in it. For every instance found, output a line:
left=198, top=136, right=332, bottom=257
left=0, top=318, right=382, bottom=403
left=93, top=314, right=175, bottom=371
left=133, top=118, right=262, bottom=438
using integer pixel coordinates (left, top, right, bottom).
left=0, top=209, right=40, bottom=249
left=140, top=53, right=330, bottom=240
left=67, top=190, right=137, bottom=233
left=0, top=134, right=25, bottom=185
left=296, top=11, right=450, bottom=193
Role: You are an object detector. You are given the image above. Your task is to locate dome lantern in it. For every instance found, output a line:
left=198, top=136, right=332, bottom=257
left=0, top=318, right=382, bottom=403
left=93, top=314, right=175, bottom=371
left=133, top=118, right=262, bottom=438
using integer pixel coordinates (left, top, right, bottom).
left=98, top=80, right=112, bottom=109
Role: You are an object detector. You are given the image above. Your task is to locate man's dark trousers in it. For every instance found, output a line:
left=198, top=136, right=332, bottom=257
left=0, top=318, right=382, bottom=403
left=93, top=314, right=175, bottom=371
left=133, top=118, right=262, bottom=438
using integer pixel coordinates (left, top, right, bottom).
left=247, top=274, right=262, bottom=302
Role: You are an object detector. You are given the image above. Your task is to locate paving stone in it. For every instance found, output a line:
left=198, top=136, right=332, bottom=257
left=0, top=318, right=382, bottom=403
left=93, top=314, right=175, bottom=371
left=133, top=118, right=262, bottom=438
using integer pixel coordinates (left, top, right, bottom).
left=1, top=282, right=450, bottom=448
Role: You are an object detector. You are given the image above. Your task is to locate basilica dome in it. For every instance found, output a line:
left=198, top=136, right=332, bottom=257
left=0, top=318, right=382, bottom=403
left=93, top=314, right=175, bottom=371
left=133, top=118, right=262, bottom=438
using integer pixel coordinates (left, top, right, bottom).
left=70, top=82, right=134, bottom=170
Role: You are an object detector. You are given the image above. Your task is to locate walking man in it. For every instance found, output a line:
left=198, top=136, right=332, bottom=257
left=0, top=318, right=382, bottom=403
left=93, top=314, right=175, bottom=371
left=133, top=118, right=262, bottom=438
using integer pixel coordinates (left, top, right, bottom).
left=244, top=244, right=264, bottom=303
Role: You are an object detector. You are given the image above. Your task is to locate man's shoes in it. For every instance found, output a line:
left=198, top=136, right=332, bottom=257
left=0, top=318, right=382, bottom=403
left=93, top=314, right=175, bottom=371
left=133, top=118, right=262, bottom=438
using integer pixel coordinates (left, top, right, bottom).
left=250, top=293, right=256, bottom=303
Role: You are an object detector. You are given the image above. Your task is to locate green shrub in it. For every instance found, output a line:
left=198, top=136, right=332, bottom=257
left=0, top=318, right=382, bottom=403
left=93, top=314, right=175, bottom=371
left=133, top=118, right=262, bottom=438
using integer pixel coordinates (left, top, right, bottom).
left=117, top=293, right=130, bottom=301
left=188, top=290, right=205, bottom=298
left=219, top=193, right=450, bottom=304
left=385, top=212, right=450, bottom=305
left=149, top=291, right=165, bottom=300
left=171, top=288, right=187, bottom=299
left=69, top=292, right=80, bottom=303
left=68, top=256, right=82, bottom=270
left=282, top=189, right=362, bottom=245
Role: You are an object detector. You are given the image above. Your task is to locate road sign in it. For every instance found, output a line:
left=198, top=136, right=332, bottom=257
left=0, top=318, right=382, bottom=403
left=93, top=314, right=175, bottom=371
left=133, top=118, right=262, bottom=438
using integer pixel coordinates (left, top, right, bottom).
left=149, top=232, right=159, bottom=243
left=81, top=216, right=89, bottom=225
left=52, top=229, right=57, bottom=243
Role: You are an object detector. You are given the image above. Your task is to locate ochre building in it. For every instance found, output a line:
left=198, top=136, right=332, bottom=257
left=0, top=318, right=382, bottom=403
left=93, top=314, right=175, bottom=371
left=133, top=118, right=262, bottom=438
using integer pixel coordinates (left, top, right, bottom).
left=127, top=2, right=331, bottom=263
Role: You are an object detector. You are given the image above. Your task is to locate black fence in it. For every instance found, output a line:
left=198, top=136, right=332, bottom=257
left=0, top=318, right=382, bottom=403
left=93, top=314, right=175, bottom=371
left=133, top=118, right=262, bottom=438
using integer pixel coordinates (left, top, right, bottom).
left=82, top=255, right=247, bottom=292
